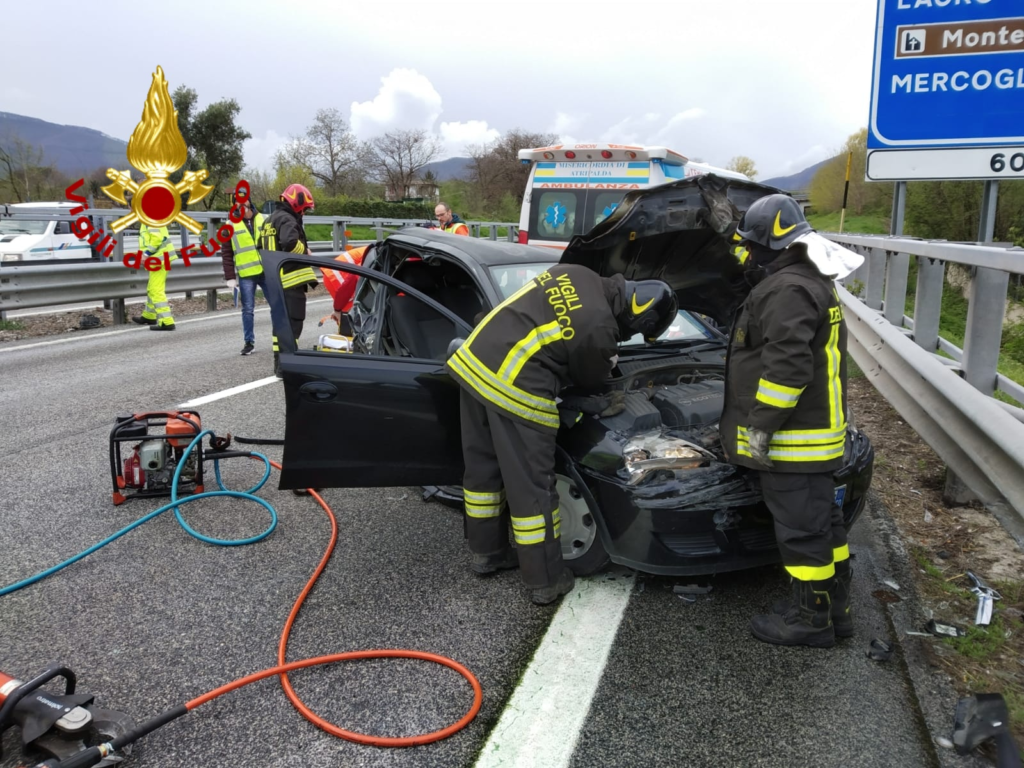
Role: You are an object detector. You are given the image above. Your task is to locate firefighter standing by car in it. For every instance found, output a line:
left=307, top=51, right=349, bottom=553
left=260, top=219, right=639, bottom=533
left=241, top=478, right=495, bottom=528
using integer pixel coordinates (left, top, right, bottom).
left=258, top=184, right=319, bottom=374
left=222, top=197, right=266, bottom=356
left=445, top=264, right=678, bottom=605
left=131, top=223, right=177, bottom=330
left=434, top=202, right=470, bottom=235
left=709, top=192, right=855, bottom=649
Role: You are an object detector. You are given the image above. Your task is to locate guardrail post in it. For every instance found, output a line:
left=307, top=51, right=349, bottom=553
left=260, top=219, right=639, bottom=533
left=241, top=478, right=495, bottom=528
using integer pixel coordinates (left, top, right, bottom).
left=507, top=227, right=515, bottom=243
left=912, top=257, right=945, bottom=353
left=375, top=221, right=384, bottom=241
left=206, top=289, right=217, bottom=311
left=341, top=222, right=349, bottom=250
left=865, top=247, right=887, bottom=311
left=962, top=266, right=1009, bottom=396
left=489, top=224, right=497, bottom=241
left=883, top=251, right=910, bottom=327
left=112, top=298, right=126, bottom=325
left=332, top=220, right=341, bottom=251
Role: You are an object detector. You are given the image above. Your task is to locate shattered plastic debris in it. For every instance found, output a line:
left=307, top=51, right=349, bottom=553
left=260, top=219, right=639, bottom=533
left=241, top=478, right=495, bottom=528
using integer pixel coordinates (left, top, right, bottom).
left=883, top=579, right=901, bottom=591
left=867, top=638, right=895, bottom=662
left=923, top=509, right=933, bottom=523
left=677, top=594, right=697, bottom=604
left=925, top=619, right=967, bottom=638
left=935, top=737, right=954, bottom=750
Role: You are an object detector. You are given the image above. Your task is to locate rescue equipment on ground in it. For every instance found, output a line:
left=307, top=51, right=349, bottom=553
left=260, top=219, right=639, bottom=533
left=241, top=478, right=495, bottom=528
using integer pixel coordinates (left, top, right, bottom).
left=2, top=411, right=482, bottom=767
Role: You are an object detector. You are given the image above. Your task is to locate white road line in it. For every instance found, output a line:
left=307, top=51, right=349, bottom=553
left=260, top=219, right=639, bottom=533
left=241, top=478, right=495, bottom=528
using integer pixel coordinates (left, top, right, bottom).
left=474, top=572, right=634, bottom=768
left=177, top=376, right=281, bottom=408
left=0, top=299, right=332, bottom=354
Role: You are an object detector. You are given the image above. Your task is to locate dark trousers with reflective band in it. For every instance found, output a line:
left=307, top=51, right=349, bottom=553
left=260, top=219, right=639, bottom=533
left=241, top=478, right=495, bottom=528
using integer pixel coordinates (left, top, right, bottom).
left=459, top=391, right=563, bottom=590
left=759, top=470, right=849, bottom=580
left=273, top=285, right=307, bottom=351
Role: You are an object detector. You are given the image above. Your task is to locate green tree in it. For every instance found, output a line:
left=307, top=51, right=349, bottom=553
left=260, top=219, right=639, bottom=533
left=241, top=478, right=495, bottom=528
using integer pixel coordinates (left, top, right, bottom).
left=809, top=128, right=892, bottom=217
left=467, top=129, right=559, bottom=210
left=170, top=85, right=252, bottom=210
left=726, top=155, right=758, bottom=180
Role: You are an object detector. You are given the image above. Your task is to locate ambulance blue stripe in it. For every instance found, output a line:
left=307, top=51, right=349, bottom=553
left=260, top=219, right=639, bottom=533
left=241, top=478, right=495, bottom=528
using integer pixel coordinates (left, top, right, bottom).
left=533, top=177, right=648, bottom=184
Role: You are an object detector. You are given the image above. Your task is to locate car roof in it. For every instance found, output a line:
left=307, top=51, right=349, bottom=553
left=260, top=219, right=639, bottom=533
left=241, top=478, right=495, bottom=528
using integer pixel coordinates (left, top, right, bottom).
left=390, top=227, right=558, bottom=267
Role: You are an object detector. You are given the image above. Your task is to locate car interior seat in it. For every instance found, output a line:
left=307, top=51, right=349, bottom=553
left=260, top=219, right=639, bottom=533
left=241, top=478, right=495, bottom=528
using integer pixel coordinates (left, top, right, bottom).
left=387, top=261, right=456, bottom=360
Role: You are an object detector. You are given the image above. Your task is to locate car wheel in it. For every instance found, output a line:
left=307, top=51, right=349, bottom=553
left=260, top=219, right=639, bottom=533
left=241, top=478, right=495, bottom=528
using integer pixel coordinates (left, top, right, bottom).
left=556, top=474, right=610, bottom=576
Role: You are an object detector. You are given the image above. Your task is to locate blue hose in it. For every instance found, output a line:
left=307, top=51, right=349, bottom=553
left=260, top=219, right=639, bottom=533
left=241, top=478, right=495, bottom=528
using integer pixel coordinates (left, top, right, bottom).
left=0, top=429, right=277, bottom=597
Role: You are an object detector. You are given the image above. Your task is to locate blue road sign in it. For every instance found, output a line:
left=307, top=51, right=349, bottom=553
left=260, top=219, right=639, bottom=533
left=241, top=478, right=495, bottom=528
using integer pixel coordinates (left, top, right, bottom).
left=867, top=0, right=1024, bottom=180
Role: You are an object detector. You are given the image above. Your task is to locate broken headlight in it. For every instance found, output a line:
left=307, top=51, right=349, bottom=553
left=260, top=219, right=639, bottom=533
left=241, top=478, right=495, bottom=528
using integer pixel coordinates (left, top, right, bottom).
left=623, top=434, right=716, bottom=486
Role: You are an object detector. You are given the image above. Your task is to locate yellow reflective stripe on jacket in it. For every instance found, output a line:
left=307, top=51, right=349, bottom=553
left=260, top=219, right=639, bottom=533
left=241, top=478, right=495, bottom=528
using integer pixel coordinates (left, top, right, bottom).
left=736, top=432, right=845, bottom=462
left=755, top=378, right=805, bottom=409
left=785, top=562, right=836, bottom=581
left=825, top=298, right=845, bottom=430
left=498, top=321, right=563, bottom=383
left=456, top=345, right=559, bottom=415
left=281, top=265, right=317, bottom=288
left=448, top=353, right=561, bottom=430
left=834, top=544, right=851, bottom=562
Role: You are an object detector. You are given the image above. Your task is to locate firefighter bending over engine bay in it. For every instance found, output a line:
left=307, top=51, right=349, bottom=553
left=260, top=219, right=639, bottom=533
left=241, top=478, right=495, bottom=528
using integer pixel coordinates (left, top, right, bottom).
left=445, top=264, right=677, bottom=605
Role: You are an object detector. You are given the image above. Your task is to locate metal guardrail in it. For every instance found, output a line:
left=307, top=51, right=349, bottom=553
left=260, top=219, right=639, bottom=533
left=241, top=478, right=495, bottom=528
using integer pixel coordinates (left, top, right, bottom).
left=824, top=232, right=1024, bottom=518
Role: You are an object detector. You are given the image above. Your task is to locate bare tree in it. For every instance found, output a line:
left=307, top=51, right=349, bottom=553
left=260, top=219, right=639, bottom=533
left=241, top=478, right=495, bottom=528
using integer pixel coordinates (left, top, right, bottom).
left=468, top=129, right=559, bottom=209
left=0, top=133, right=61, bottom=202
left=364, top=129, right=442, bottom=201
left=276, top=108, right=364, bottom=196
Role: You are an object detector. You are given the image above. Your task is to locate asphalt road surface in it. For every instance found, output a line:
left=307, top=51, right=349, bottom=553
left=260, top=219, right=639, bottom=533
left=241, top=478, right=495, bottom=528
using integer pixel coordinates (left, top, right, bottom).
left=0, top=301, right=987, bottom=768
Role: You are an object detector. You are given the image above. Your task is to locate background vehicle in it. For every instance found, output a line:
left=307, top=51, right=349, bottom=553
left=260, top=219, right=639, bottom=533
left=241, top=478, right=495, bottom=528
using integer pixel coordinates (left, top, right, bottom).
left=0, top=202, right=90, bottom=264
left=261, top=176, right=873, bottom=578
left=516, top=144, right=750, bottom=250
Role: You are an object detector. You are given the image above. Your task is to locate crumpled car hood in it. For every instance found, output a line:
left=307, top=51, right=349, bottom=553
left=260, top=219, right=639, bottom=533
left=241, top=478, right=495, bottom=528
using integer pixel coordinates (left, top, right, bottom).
left=557, top=175, right=782, bottom=325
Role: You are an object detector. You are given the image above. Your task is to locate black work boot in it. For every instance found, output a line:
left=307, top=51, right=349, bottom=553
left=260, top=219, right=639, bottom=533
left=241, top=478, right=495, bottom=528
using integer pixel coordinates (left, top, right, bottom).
left=771, top=562, right=854, bottom=638
left=132, top=316, right=156, bottom=325
left=751, top=578, right=835, bottom=648
left=530, top=567, right=575, bottom=606
left=471, top=548, right=519, bottom=576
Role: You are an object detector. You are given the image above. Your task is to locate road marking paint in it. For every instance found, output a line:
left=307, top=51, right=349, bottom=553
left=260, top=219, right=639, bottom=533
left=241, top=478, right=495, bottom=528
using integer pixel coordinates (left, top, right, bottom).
left=177, top=377, right=281, bottom=408
left=0, top=299, right=332, bottom=354
left=474, top=571, right=633, bottom=768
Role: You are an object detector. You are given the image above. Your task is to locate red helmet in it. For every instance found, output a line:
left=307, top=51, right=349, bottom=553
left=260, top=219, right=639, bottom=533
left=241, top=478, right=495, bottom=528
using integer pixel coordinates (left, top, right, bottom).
left=281, top=183, right=315, bottom=215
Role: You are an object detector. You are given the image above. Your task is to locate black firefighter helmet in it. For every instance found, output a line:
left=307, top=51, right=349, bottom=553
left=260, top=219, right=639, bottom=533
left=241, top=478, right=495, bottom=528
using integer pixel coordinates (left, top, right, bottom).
left=619, top=280, right=678, bottom=343
left=736, top=194, right=812, bottom=251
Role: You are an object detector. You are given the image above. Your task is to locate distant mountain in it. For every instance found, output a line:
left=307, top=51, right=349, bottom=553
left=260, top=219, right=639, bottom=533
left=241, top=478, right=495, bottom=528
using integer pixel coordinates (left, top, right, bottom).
left=422, top=156, right=472, bottom=182
left=761, top=157, right=834, bottom=192
left=0, top=112, right=127, bottom=175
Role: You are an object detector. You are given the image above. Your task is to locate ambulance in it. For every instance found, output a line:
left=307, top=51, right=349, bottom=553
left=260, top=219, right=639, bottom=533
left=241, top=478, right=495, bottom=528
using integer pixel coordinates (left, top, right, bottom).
left=516, top=144, right=750, bottom=249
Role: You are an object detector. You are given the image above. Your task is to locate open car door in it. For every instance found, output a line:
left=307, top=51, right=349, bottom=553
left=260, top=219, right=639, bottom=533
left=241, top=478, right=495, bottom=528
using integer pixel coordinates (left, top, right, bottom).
left=259, top=250, right=474, bottom=490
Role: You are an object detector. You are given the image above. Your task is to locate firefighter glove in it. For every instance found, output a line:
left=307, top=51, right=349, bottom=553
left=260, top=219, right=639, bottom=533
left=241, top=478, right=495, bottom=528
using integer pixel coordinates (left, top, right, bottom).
left=560, top=390, right=626, bottom=418
left=747, top=427, right=774, bottom=468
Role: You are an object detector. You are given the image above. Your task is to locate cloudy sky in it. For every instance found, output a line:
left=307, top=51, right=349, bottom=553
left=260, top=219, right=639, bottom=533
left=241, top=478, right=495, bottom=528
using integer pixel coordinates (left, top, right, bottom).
left=3, top=0, right=879, bottom=180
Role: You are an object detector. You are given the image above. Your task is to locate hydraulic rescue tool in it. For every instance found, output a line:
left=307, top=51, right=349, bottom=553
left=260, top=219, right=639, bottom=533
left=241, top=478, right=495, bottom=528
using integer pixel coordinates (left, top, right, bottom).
left=2, top=412, right=483, bottom=767
left=0, top=665, right=134, bottom=767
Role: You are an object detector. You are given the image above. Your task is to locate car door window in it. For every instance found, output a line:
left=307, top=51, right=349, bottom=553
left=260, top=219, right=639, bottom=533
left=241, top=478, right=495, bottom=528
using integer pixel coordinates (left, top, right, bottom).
left=307, top=266, right=462, bottom=362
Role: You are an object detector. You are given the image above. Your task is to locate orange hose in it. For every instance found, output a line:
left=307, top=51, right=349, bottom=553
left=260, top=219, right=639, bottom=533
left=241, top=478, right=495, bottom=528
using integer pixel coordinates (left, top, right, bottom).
left=184, top=460, right=483, bottom=747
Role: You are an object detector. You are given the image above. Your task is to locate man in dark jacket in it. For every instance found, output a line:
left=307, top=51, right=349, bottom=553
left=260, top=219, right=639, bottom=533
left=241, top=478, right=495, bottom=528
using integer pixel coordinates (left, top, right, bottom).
left=445, top=264, right=677, bottom=604
left=711, top=192, right=853, bottom=648
left=258, top=184, right=319, bottom=375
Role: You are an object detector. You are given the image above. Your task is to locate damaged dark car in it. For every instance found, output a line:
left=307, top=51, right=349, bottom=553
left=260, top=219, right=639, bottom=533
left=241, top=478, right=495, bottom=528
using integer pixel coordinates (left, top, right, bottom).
left=261, top=175, right=875, bottom=578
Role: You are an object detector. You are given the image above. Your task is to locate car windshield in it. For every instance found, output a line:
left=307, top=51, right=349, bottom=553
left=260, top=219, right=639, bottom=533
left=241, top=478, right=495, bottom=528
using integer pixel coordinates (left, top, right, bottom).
left=618, top=310, right=719, bottom=347
left=489, top=263, right=557, bottom=299
left=0, top=219, right=48, bottom=235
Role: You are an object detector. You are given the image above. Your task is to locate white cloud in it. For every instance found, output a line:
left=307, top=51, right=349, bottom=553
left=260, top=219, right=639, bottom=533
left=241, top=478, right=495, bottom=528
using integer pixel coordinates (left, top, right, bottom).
left=243, top=129, right=289, bottom=173
left=651, top=109, right=707, bottom=143
left=349, top=68, right=442, bottom=139
left=439, top=120, right=500, bottom=158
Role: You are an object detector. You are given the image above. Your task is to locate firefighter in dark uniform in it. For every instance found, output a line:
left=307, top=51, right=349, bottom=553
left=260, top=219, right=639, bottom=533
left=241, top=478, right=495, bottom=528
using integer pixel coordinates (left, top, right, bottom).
left=445, top=264, right=677, bottom=605
left=715, top=193, right=852, bottom=648
left=258, top=183, right=319, bottom=375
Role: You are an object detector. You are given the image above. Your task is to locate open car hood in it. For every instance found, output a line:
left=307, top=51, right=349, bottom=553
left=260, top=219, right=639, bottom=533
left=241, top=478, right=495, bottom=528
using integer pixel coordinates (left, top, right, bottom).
left=558, top=175, right=782, bottom=325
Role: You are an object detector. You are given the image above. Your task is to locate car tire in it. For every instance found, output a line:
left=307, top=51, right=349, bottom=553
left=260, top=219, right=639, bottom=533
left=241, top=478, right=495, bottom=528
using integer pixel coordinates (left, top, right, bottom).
left=556, top=474, right=610, bottom=576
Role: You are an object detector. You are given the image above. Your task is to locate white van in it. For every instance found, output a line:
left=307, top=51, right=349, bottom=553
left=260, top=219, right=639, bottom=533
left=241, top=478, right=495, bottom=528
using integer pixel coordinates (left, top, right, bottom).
left=516, top=144, right=750, bottom=249
left=0, top=202, right=92, bottom=264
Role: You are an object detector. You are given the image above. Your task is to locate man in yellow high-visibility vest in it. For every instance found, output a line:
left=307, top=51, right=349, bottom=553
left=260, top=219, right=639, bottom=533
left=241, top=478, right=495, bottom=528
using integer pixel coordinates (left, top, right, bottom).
left=221, top=198, right=266, bottom=355
left=131, top=224, right=177, bottom=330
